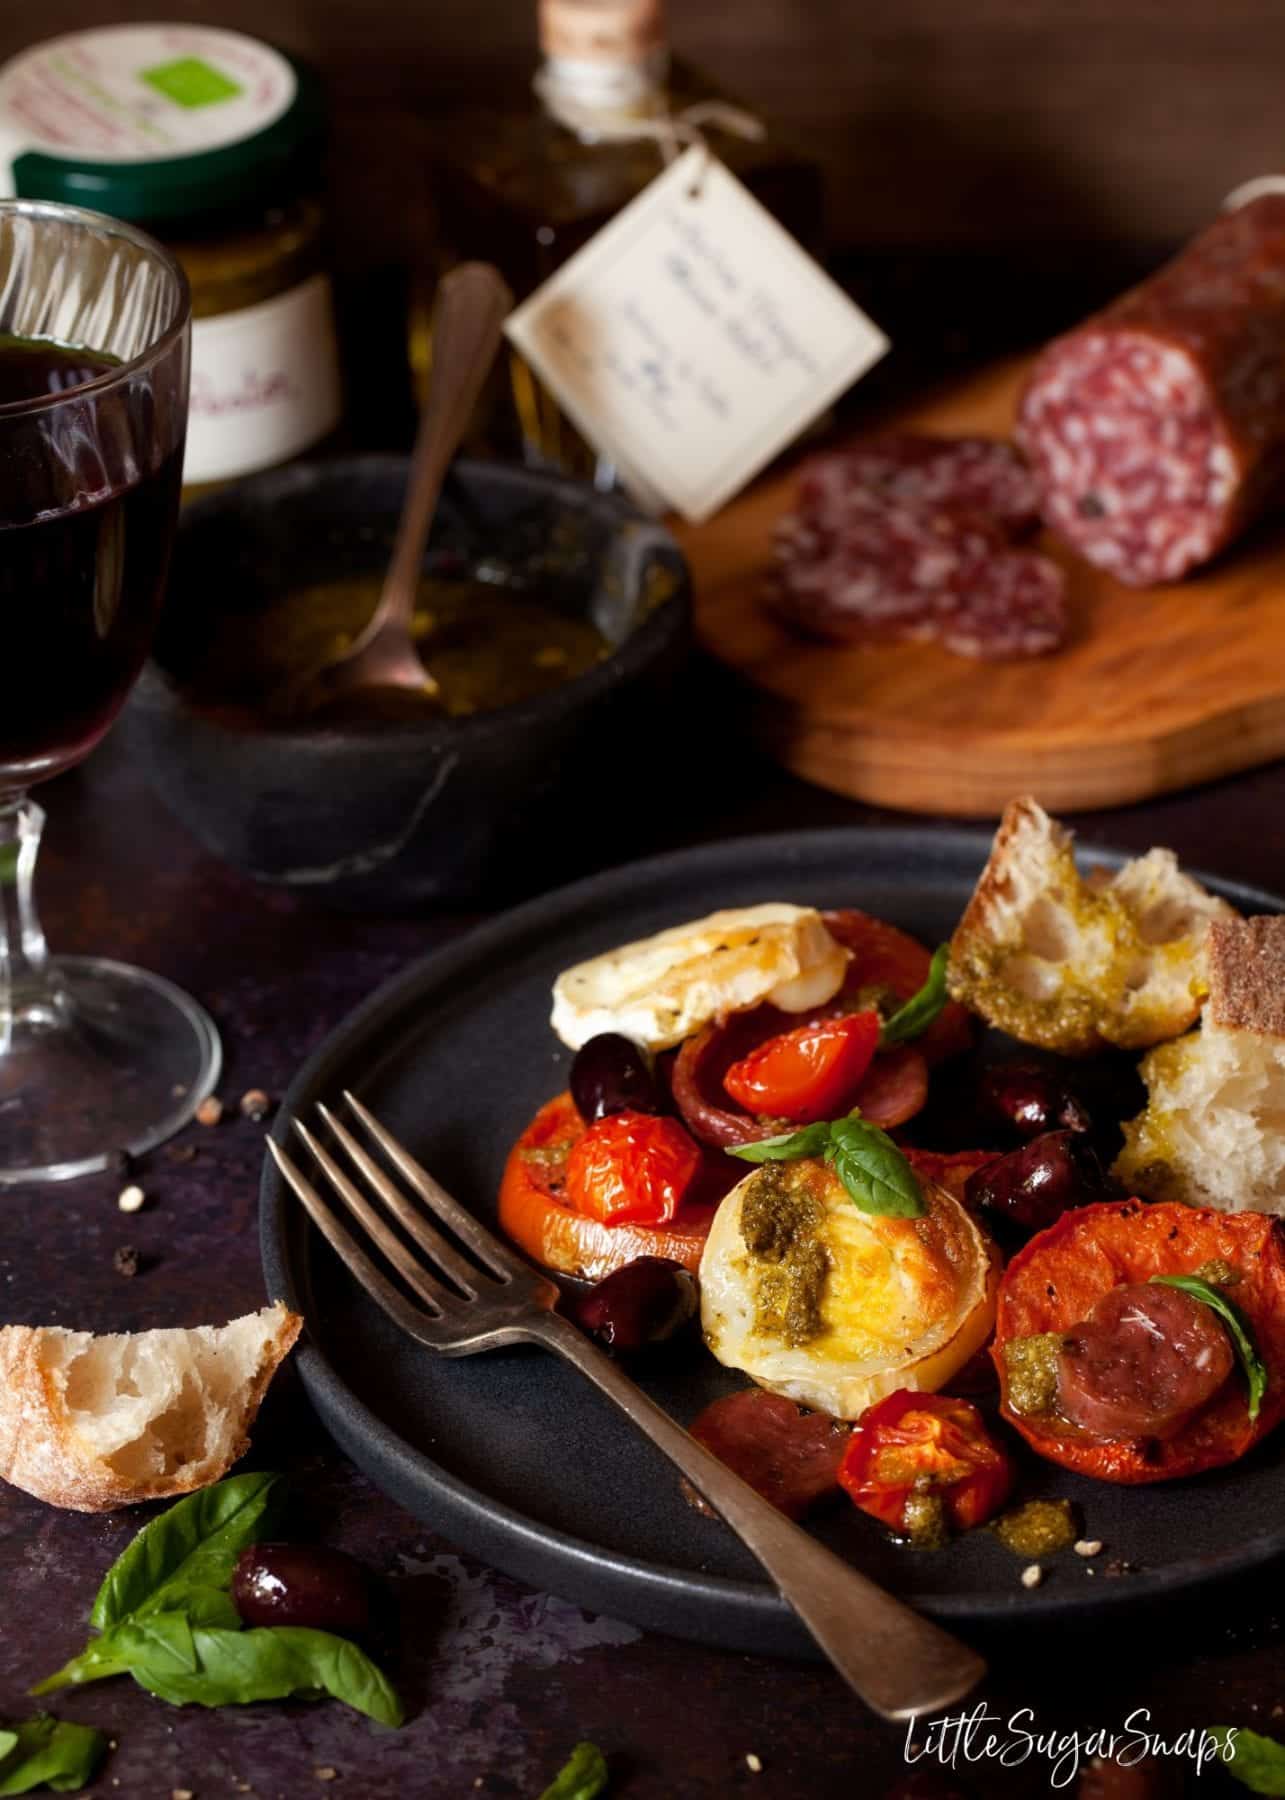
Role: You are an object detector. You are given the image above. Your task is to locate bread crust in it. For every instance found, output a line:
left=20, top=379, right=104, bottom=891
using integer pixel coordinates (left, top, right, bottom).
left=1208, top=915, right=1285, bottom=1037
left=0, top=1304, right=301, bottom=1513
left=949, top=795, right=1233, bottom=1055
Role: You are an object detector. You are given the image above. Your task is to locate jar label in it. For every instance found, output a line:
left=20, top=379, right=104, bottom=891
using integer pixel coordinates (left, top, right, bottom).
left=185, top=274, right=342, bottom=486
left=0, top=25, right=295, bottom=172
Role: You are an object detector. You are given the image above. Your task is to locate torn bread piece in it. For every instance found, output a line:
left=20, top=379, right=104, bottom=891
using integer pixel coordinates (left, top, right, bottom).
left=1116, top=914, right=1285, bottom=1214
left=948, top=797, right=1235, bottom=1055
left=0, top=1303, right=301, bottom=1512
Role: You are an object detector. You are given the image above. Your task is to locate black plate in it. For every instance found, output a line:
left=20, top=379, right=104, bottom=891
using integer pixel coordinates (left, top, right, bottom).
left=260, top=827, right=1285, bottom=1655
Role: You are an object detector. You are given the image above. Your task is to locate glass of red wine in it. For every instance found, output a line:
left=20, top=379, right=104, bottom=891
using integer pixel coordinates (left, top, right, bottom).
left=0, top=199, right=220, bottom=1185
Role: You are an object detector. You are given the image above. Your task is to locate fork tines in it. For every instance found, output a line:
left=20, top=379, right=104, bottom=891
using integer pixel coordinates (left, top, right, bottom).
left=267, top=1091, right=536, bottom=1349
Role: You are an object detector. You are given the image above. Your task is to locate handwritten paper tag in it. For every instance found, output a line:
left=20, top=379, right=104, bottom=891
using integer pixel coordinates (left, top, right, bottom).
left=504, top=148, right=889, bottom=521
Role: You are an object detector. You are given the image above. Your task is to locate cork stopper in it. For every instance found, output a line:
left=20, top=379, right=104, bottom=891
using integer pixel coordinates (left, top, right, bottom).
left=539, top=0, right=667, bottom=70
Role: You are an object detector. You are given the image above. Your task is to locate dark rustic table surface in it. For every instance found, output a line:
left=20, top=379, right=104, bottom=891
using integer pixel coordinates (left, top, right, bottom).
left=5, top=706, right=1285, bottom=1800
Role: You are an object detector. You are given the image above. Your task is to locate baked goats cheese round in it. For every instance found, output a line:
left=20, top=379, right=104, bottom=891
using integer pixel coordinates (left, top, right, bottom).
left=700, top=1158, right=998, bottom=1418
left=551, top=904, right=849, bottom=1053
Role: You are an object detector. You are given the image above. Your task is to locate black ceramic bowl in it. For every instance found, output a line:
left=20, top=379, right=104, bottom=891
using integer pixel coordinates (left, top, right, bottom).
left=124, top=455, right=691, bottom=909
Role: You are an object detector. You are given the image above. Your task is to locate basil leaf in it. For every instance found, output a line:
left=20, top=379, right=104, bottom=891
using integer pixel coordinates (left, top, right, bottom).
left=826, top=1116, right=925, bottom=1218
left=1210, top=1727, right=1285, bottom=1795
left=0, top=1717, right=106, bottom=1794
left=109, top=1613, right=200, bottom=1677
left=879, top=945, right=950, bottom=1047
left=539, top=1742, right=609, bottom=1800
left=726, top=1122, right=832, bottom=1164
left=90, top=1471, right=281, bottom=1631
left=1150, top=1275, right=1268, bottom=1422
left=124, top=1625, right=403, bottom=1727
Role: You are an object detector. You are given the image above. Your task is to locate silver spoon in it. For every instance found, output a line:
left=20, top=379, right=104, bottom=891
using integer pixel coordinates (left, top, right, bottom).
left=293, top=261, right=514, bottom=715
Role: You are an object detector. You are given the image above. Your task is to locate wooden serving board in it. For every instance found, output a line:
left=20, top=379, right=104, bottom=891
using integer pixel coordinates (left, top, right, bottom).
left=673, top=356, right=1285, bottom=816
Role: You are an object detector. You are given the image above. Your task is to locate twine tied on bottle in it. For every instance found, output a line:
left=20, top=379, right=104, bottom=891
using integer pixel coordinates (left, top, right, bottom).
left=534, top=74, right=765, bottom=193
left=1222, top=175, right=1285, bottom=210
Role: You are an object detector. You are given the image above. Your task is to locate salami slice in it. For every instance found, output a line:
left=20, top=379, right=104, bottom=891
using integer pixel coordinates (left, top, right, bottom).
left=797, top=434, right=1043, bottom=539
left=771, top=437, right=1067, bottom=660
left=1018, top=193, right=1285, bottom=586
left=686, top=1389, right=850, bottom=1519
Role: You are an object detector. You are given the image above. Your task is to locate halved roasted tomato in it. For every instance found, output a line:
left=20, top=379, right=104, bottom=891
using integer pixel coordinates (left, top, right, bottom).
left=498, top=1093, right=718, bottom=1280
left=723, top=1011, right=880, bottom=1123
left=821, top=909, right=973, bottom=1065
left=993, top=1199, right=1285, bottom=1483
left=839, top=1390, right=1014, bottom=1538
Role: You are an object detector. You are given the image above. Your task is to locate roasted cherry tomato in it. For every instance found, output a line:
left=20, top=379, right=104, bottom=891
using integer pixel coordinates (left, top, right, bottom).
left=722, top=1010, right=880, bottom=1123
left=838, top=1390, right=1014, bottom=1540
left=499, top=1094, right=716, bottom=1281
left=565, top=1109, right=702, bottom=1227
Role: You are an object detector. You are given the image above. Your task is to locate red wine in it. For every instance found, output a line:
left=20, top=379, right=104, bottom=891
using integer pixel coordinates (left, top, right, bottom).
left=0, top=335, right=182, bottom=786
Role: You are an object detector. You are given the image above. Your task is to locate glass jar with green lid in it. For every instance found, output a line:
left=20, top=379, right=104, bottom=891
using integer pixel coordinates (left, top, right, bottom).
left=0, top=24, right=343, bottom=492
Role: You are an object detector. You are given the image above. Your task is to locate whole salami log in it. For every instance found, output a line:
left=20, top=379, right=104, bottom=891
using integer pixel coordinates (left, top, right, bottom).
left=1018, top=193, right=1285, bottom=586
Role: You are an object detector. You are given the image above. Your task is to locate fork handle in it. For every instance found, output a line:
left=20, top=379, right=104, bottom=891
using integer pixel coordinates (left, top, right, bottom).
left=530, top=1311, right=985, bottom=1721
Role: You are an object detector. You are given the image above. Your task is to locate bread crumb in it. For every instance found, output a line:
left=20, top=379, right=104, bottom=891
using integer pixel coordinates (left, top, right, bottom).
left=1020, top=1563, right=1043, bottom=1589
left=746, top=1753, right=763, bottom=1772
left=118, top=1184, right=146, bottom=1213
left=112, top=1245, right=140, bottom=1278
left=196, top=1096, right=224, bottom=1126
left=1074, top=1538, right=1103, bottom=1557
left=172, top=1789, right=195, bottom=1800
left=314, top=1773, right=337, bottom=1785
left=240, top=1089, right=272, bottom=1122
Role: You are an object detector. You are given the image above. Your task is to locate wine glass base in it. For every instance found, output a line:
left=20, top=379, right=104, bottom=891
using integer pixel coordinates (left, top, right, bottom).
left=0, top=955, right=221, bottom=1186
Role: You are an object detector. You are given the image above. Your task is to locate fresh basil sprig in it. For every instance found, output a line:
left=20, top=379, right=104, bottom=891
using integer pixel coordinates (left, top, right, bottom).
left=879, top=944, right=951, bottom=1047
left=1151, top=1274, right=1268, bottom=1422
left=1208, top=1727, right=1285, bottom=1795
left=0, top=1716, right=106, bottom=1794
left=31, top=1473, right=403, bottom=1729
left=729, top=1112, right=925, bottom=1219
left=539, top=1742, right=609, bottom=1800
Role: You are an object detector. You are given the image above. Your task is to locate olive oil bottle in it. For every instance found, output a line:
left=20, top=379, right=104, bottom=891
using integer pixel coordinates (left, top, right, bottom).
left=428, top=0, right=823, bottom=478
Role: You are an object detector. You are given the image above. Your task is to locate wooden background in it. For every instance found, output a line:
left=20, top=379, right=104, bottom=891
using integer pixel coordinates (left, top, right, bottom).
left=9, top=2, right=1285, bottom=402
left=8, top=2, right=1285, bottom=261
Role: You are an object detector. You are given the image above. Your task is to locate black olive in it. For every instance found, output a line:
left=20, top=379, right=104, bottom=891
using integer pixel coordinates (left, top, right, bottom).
left=571, top=1256, right=698, bottom=1353
left=965, top=1129, right=1109, bottom=1231
left=570, top=1032, right=661, bottom=1121
left=979, top=1061, right=1093, bottom=1140
left=232, top=1543, right=372, bottom=1637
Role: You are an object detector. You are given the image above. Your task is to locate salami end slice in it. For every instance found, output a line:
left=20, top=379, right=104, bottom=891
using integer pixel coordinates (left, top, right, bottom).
left=1018, top=194, right=1285, bottom=586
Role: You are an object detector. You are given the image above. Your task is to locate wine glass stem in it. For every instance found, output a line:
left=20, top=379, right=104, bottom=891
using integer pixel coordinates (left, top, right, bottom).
left=0, top=794, right=52, bottom=1052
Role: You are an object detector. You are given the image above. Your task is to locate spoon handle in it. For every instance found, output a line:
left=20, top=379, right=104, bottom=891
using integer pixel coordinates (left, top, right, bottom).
left=379, top=263, right=514, bottom=627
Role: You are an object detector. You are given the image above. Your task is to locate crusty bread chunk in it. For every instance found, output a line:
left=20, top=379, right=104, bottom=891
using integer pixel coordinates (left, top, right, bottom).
left=948, top=797, right=1234, bottom=1055
left=1116, top=915, right=1285, bottom=1213
left=0, top=1303, right=301, bottom=1512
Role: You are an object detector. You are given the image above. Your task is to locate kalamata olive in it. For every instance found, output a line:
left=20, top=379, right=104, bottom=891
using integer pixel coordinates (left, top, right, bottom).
left=570, top=1032, right=661, bottom=1121
left=232, top=1543, right=371, bottom=1637
left=964, top=1129, right=1108, bottom=1231
left=571, top=1255, right=698, bottom=1352
left=979, top=1060, right=1092, bottom=1139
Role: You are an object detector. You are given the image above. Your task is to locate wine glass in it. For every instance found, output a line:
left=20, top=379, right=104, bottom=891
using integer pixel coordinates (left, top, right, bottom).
left=0, top=199, right=220, bottom=1185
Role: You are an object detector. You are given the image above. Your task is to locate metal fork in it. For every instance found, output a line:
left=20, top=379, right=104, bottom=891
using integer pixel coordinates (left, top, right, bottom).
left=267, top=1092, right=986, bottom=1721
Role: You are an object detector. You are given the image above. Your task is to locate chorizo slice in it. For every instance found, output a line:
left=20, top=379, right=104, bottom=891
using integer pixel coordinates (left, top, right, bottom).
left=1055, top=1280, right=1234, bottom=1441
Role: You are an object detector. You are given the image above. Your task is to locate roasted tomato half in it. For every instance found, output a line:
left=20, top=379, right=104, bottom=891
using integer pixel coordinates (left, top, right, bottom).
left=993, top=1199, right=1285, bottom=1483
left=723, top=1010, right=880, bottom=1123
left=821, top=909, right=973, bottom=1065
left=566, top=1110, right=701, bottom=1226
left=498, top=1093, right=718, bottom=1281
left=839, top=1390, right=1014, bottom=1542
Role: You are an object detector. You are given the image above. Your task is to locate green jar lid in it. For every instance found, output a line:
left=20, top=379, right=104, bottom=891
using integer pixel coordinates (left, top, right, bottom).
left=0, top=25, right=325, bottom=225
